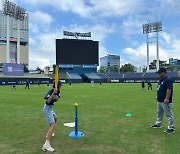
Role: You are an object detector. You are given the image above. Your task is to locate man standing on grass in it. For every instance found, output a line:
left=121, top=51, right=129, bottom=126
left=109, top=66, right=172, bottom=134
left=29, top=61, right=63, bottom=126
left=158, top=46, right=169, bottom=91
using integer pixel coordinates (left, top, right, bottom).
left=91, top=80, right=94, bottom=88
left=42, top=80, right=62, bottom=152
left=142, top=80, right=145, bottom=90
left=25, top=79, right=30, bottom=89
left=147, top=81, right=152, bottom=90
left=151, top=68, right=175, bottom=134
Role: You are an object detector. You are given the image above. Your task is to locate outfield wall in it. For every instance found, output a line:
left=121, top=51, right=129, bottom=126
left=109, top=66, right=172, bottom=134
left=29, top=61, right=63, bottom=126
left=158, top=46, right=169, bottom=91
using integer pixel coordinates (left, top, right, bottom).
left=0, top=78, right=50, bottom=85
left=0, top=78, right=84, bottom=85
left=1, top=77, right=180, bottom=85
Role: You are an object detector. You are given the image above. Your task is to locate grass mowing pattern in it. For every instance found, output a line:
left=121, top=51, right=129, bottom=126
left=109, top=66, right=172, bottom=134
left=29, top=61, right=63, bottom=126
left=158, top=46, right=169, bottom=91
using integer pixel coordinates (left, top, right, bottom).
left=0, top=83, right=179, bottom=154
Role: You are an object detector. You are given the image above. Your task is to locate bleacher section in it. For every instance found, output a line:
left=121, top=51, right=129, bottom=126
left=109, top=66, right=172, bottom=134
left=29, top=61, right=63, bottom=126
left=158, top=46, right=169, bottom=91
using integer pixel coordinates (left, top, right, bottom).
left=68, top=73, right=82, bottom=79
left=106, top=73, right=123, bottom=79
left=143, top=72, right=158, bottom=79
left=49, top=73, right=69, bottom=79
left=66, top=73, right=83, bottom=83
left=97, top=73, right=109, bottom=79
left=84, top=73, right=101, bottom=79
left=83, top=73, right=102, bottom=82
left=167, top=72, right=179, bottom=78
left=124, top=72, right=143, bottom=79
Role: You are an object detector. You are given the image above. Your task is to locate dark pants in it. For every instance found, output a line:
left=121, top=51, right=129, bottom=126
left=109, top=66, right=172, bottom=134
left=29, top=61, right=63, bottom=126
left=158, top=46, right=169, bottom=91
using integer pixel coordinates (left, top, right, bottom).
left=148, top=86, right=152, bottom=90
left=25, top=84, right=29, bottom=89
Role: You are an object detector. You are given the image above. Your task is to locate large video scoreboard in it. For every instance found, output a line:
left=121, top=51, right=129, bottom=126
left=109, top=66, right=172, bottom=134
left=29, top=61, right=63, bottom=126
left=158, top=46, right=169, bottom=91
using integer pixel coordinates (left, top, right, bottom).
left=56, top=39, right=99, bottom=65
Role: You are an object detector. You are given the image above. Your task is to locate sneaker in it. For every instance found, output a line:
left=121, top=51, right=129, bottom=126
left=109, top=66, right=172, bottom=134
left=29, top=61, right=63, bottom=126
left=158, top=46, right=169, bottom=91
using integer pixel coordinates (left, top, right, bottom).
left=164, top=129, right=175, bottom=134
left=151, top=124, right=162, bottom=128
left=42, top=144, right=54, bottom=152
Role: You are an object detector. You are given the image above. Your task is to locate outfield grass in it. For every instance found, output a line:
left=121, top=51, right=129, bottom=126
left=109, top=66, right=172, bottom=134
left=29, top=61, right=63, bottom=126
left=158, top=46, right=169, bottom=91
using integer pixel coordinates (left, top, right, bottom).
left=0, top=83, right=179, bottom=154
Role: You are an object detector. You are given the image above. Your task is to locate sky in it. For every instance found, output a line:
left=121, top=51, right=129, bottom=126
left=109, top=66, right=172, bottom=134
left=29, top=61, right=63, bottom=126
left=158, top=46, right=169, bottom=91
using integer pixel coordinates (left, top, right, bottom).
left=1, top=0, right=180, bottom=70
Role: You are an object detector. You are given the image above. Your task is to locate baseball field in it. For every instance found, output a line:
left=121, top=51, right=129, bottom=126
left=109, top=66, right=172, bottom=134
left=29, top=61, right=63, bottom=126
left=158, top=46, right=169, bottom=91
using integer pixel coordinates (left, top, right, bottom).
left=0, top=83, right=179, bottom=154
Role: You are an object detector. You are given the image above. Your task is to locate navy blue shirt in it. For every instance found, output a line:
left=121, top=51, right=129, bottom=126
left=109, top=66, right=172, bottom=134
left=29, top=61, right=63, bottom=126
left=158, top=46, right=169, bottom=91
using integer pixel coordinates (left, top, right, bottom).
left=44, top=89, right=60, bottom=105
left=157, top=76, right=173, bottom=103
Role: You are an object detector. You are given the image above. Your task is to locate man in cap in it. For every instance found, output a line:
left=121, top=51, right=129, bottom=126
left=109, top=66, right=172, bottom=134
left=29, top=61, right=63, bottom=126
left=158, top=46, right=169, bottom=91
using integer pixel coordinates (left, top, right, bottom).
left=42, top=80, right=62, bottom=152
left=151, top=67, right=175, bottom=134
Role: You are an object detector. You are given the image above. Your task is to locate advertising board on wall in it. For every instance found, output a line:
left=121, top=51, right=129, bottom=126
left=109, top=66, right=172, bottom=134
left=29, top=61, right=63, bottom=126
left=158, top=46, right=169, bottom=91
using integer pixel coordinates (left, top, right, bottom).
left=2, top=63, right=24, bottom=76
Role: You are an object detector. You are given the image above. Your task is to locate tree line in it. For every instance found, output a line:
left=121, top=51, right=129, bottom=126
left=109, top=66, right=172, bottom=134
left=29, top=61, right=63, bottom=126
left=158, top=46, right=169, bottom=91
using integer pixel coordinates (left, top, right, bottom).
left=99, top=60, right=180, bottom=73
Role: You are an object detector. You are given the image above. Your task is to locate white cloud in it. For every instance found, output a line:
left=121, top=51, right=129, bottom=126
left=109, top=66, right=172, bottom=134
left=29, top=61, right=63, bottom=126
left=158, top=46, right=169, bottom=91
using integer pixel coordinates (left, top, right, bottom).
left=29, top=11, right=53, bottom=33
left=0, top=0, right=2, bottom=10
left=66, top=23, right=116, bottom=42
left=99, top=46, right=109, bottom=59
left=122, top=44, right=169, bottom=67
left=29, top=31, right=61, bottom=69
left=90, top=0, right=144, bottom=17
left=29, top=56, right=51, bottom=70
left=122, top=30, right=180, bottom=67
left=161, top=32, right=171, bottom=44
left=157, top=0, right=180, bottom=15
left=31, top=11, right=53, bottom=25
left=20, top=0, right=145, bottom=19
left=29, top=38, right=36, bottom=46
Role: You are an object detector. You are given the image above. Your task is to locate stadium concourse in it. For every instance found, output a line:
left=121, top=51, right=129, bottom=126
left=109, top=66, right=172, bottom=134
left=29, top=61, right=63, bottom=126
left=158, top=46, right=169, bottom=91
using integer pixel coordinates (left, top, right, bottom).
left=0, top=71, right=180, bottom=85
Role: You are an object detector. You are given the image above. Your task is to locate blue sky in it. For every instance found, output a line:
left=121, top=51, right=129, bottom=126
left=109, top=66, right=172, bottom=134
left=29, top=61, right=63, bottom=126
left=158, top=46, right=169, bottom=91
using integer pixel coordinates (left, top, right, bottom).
left=1, top=0, right=180, bottom=69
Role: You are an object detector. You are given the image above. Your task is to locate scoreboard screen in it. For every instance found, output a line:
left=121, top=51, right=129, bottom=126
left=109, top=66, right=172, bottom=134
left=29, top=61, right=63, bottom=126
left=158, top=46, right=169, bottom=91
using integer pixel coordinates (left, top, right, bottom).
left=56, top=39, right=99, bottom=65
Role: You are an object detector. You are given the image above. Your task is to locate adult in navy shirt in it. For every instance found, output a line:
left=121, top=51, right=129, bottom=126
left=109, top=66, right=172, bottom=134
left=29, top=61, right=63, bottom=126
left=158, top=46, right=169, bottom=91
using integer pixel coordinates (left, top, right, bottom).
left=151, top=68, right=175, bottom=134
left=42, top=80, right=62, bottom=152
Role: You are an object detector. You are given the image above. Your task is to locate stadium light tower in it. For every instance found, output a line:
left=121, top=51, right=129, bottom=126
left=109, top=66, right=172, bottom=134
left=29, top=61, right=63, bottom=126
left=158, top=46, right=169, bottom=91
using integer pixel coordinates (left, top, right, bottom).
left=3, top=0, right=26, bottom=64
left=143, top=21, right=162, bottom=72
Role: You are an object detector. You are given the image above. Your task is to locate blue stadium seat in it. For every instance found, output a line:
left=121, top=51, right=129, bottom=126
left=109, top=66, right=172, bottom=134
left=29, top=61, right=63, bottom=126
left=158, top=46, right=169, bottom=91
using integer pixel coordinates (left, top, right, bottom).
left=68, top=73, right=82, bottom=79
left=143, top=72, right=158, bottom=78
left=84, top=73, right=101, bottom=79
left=106, top=73, right=123, bottom=79
left=124, top=72, right=143, bottom=79
left=167, top=72, right=179, bottom=78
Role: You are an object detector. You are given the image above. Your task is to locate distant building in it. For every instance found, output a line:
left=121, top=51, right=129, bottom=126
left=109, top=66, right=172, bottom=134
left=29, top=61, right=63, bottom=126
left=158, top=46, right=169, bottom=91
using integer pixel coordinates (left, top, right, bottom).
left=100, top=54, right=120, bottom=68
left=169, top=58, right=180, bottom=66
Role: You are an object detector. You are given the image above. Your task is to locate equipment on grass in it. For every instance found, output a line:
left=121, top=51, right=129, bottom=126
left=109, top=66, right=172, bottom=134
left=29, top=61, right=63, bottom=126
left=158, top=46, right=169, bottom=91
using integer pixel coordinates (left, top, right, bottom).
left=126, top=113, right=132, bottom=117
left=69, top=103, right=84, bottom=138
left=64, top=122, right=75, bottom=128
left=55, top=66, right=59, bottom=90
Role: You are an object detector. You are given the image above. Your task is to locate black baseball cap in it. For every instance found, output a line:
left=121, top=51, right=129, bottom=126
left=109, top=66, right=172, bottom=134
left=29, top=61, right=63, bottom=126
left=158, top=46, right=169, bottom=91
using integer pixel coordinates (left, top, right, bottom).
left=156, top=67, right=167, bottom=74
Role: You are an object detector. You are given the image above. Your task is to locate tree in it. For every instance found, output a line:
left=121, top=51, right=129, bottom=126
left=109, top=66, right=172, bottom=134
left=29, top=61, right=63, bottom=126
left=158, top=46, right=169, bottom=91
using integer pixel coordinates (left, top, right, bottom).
left=166, top=64, right=175, bottom=71
left=149, top=60, right=156, bottom=69
left=53, top=64, right=56, bottom=74
left=24, top=64, right=29, bottom=72
left=120, top=63, right=135, bottom=73
left=44, top=66, right=50, bottom=74
left=106, top=66, right=119, bottom=73
left=149, top=60, right=170, bottom=69
left=176, top=65, right=180, bottom=71
left=99, top=65, right=120, bottom=73
left=99, top=66, right=106, bottom=73
left=36, top=66, right=44, bottom=73
left=142, top=66, right=147, bottom=73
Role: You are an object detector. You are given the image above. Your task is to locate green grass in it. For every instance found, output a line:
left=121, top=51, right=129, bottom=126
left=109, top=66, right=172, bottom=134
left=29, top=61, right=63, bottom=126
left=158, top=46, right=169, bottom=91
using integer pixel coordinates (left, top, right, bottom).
left=0, top=83, right=179, bottom=154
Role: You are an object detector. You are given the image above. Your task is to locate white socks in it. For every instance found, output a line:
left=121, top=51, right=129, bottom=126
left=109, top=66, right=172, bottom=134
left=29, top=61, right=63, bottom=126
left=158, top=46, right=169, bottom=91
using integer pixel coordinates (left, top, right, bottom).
left=45, top=140, right=50, bottom=145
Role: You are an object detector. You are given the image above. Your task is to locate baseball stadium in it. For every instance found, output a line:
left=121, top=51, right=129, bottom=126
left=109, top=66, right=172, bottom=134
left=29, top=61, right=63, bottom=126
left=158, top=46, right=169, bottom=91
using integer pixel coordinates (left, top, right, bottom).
left=0, top=0, right=180, bottom=154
